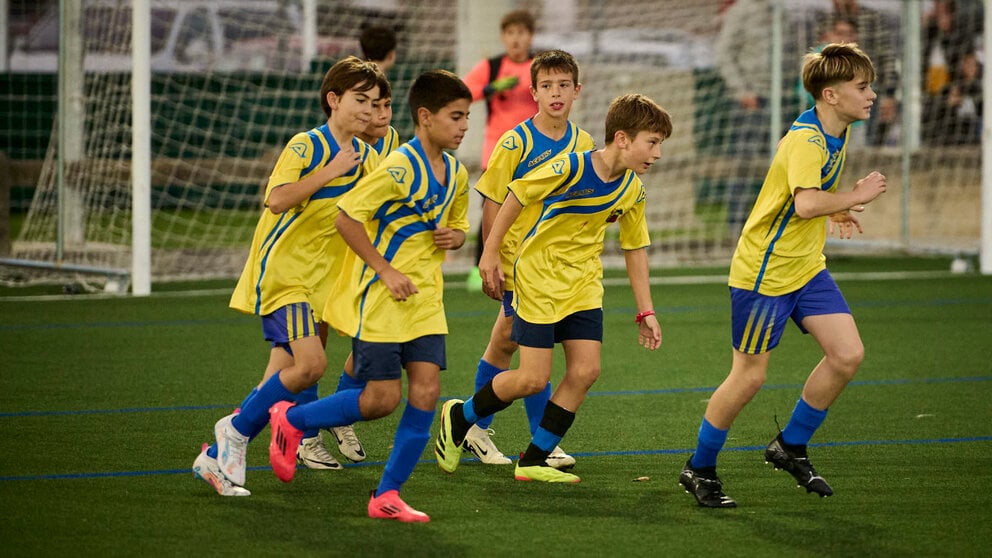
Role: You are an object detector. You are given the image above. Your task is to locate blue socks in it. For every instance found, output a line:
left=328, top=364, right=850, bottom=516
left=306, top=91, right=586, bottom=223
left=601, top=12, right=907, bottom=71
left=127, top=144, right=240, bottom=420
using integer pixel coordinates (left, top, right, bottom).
left=206, top=387, right=259, bottom=458
left=691, top=418, right=728, bottom=469
left=231, top=372, right=294, bottom=439
left=285, top=388, right=363, bottom=431
left=781, top=398, right=828, bottom=447
left=523, top=383, right=552, bottom=436
left=473, top=360, right=504, bottom=429
left=295, top=384, right=320, bottom=438
left=376, top=404, right=435, bottom=496
left=335, top=370, right=366, bottom=393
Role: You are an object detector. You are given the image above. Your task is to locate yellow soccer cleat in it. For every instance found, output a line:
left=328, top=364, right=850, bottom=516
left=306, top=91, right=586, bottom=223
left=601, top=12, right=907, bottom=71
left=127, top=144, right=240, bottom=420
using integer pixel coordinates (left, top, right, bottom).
left=434, top=398, right=465, bottom=473
left=514, top=463, right=581, bottom=483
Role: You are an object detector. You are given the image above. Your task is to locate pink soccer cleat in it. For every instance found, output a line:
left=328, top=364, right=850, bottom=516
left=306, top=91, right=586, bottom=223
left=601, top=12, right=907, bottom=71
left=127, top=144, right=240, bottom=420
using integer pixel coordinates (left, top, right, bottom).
left=367, top=490, right=430, bottom=523
left=268, top=401, right=303, bottom=482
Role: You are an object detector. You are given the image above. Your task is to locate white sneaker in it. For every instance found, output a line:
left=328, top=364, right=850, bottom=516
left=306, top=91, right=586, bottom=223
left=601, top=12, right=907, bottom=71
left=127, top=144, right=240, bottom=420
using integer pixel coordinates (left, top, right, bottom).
left=546, top=445, right=576, bottom=470
left=462, top=425, right=511, bottom=465
left=193, top=444, right=250, bottom=497
left=214, top=414, right=249, bottom=486
left=297, top=434, right=343, bottom=470
left=329, top=425, right=366, bottom=462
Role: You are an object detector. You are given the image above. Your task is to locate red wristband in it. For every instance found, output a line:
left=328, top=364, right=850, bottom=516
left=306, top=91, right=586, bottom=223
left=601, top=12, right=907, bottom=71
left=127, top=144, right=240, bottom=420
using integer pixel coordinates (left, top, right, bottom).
left=635, top=310, right=655, bottom=324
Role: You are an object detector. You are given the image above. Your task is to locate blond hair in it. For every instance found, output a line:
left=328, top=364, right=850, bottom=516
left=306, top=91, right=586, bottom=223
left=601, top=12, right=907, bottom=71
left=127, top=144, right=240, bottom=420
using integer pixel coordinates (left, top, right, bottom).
left=802, top=42, right=876, bottom=101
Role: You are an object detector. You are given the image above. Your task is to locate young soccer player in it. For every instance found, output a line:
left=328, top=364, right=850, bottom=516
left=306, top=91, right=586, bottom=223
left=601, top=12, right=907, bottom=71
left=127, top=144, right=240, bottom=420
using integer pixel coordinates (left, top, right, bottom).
left=267, top=69, right=472, bottom=522
left=191, top=56, right=383, bottom=496
left=323, top=68, right=400, bottom=465
left=462, top=49, right=594, bottom=468
left=435, top=93, right=670, bottom=483
left=678, top=43, right=886, bottom=508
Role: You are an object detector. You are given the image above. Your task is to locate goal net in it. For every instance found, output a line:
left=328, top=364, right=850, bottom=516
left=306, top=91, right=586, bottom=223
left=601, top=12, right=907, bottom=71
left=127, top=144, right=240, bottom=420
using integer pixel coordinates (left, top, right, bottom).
left=1, top=0, right=985, bottom=290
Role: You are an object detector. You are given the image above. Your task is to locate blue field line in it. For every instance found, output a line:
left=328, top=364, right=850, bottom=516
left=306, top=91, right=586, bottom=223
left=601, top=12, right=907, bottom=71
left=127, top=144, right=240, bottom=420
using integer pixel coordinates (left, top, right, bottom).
left=2, top=435, right=989, bottom=483
left=2, top=375, right=990, bottom=419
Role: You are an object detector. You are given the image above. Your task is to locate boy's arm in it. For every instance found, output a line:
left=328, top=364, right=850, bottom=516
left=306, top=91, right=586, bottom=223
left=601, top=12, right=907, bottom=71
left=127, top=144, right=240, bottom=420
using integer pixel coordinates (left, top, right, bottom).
left=268, top=144, right=363, bottom=214
left=335, top=210, right=418, bottom=301
left=793, top=170, right=887, bottom=220
left=624, top=247, right=661, bottom=351
left=478, top=192, right=524, bottom=300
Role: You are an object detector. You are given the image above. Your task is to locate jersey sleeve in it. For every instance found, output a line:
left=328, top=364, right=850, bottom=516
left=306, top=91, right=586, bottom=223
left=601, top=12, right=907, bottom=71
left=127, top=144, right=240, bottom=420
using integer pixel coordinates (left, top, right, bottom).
left=446, top=160, right=471, bottom=234
left=507, top=155, right=571, bottom=207
left=474, top=129, right=522, bottom=204
left=337, top=155, right=408, bottom=223
left=784, top=131, right=826, bottom=196
left=265, top=131, right=313, bottom=205
left=618, top=178, right=651, bottom=250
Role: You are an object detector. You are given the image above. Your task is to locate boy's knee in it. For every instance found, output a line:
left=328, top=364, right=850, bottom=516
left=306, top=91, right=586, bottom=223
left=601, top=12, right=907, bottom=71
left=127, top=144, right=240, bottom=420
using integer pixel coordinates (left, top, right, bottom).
left=361, top=390, right=401, bottom=419
left=568, top=364, right=601, bottom=389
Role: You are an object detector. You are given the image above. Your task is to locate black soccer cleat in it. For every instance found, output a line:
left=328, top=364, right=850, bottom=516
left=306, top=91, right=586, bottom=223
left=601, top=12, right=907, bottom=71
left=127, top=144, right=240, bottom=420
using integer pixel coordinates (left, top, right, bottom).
left=679, top=457, right=737, bottom=508
left=764, top=433, right=833, bottom=497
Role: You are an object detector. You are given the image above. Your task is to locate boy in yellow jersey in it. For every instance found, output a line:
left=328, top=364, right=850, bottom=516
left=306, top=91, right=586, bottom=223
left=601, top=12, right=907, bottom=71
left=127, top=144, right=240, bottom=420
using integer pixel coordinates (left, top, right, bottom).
left=435, top=93, right=669, bottom=483
left=267, top=70, right=472, bottom=522
left=191, top=56, right=383, bottom=496
left=462, top=49, right=594, bottom=468
left=679, top=43, right=887, bottom=508
left=324, top=69, right=398, bottom=464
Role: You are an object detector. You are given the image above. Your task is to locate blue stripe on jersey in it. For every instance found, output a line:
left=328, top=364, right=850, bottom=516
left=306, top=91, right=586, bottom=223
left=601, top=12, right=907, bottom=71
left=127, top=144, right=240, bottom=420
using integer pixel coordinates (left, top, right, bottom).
left=254, top=212, right=300, bottom=314
left=753, top=202, right=796, bottom=291
left=302, top=124, right=331, bottom=177
left=310, top=185, right=354, bottom=201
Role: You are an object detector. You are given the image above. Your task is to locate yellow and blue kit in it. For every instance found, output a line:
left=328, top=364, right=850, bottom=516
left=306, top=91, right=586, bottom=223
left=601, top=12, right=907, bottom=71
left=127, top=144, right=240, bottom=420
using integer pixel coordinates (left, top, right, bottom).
left=327, top=136, right=470, bottom=343
left=230, top=123, right=379, bottom=321
left=508, top=150, right=650, bottom=324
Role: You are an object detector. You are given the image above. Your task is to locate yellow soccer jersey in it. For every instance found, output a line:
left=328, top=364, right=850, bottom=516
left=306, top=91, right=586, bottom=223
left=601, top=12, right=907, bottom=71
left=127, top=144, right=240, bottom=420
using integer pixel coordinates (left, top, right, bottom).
left=476, top=118, right=595, bottom=291
left=327, top=136, right=470, bottom=343
left=509, top=150, right=650, bottom=324
left=729, top=108, right=849, bottom=296
left=372, top=126, right=400, bottom=157
left=230, top=123, right=379, bottom=319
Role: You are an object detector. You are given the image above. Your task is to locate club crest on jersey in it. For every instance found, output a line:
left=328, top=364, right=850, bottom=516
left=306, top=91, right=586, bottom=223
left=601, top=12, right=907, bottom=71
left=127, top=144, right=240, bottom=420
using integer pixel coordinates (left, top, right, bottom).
left=606, top=208, right=624, bottom=223
left=290, top=143, right=308, bottom=158
left=388, top=166, right=407, bottom=184
left=551, top=159, right=566, bottom=175
left=501, top=136, right=519, bottom=151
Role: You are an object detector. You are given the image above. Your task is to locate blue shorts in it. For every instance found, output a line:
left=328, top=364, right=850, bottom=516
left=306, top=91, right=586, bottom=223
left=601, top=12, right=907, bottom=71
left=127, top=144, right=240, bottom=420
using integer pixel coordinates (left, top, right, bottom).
left=262, top=302, right=319, bottom=352
left=351, top=335, right=447, bottom=381
left=511, top=308, right=604, bottom=349
left=731, top=269, right=850, bottom=354
left=502, top=290, right=515, bottom=318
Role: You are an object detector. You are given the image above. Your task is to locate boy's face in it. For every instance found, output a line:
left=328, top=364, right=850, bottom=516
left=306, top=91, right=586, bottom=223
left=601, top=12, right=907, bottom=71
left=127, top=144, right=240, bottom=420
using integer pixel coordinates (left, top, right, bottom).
left=364, top=95, right=393, bottom=140
left=623, top=130, right=665, bottom=175
left=501, top=23, right=533, bottom=63
left=531, top=68, right=580, bottom=119
left=826, top=75, right=876, bottom=124
left=327, top=83, right=377, bottom=136
left=423, top=98, right=471, bottom=150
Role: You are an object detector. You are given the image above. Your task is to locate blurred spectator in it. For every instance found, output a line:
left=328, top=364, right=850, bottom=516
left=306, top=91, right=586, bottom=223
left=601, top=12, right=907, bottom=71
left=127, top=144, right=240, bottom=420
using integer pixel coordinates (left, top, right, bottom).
left=927, top=51, right=982, bottom=145
left=923, top=0, right=976, bottom=97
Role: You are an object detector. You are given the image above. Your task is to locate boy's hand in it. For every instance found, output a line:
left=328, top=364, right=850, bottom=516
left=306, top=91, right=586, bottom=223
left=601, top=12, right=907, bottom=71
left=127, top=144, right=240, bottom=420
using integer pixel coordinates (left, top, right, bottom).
left=378, top=266, right=418, bottom=301
left=852, top=171, right=886, bottom=207
left=638, top=315, right=662, bottom=350
left=484, top=76, right=519, bottom=97
left=326, top=145, right=362, bottom=178
left=828, top=211, right=863, bottom=239
left=433, top=227, right=465, bottom=250
left=478, top=247, right=504, bottom=301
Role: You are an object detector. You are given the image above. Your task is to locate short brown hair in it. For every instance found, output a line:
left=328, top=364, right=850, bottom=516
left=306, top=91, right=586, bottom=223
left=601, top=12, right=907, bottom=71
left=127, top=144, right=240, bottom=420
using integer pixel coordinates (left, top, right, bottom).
left=802, top=42, right=876, bottom=101
left=501, top=9, right=535, bottom=33
left=407, top=69, right=472, bottom=126
left=319, top=56, right=382, bottom=118
left=530, top=49, right=579, bottom=88
left=604, top=94, right=673, bottom=145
